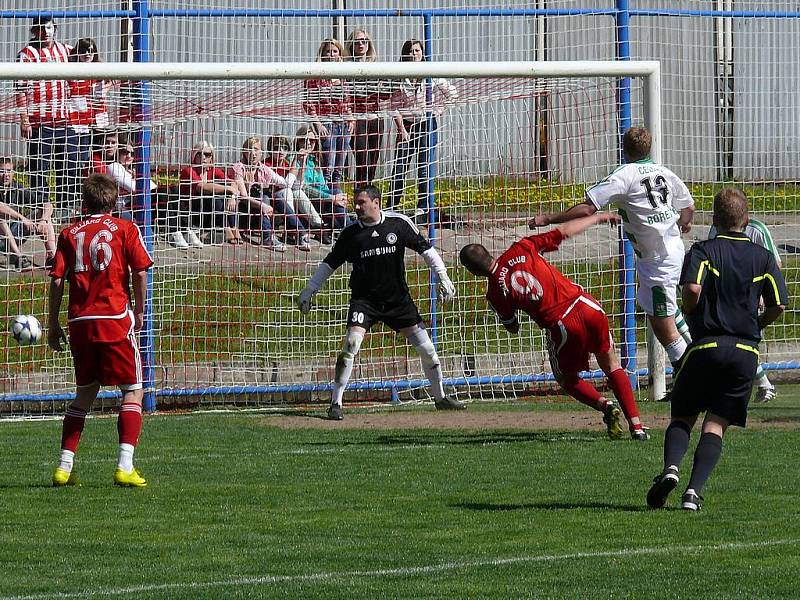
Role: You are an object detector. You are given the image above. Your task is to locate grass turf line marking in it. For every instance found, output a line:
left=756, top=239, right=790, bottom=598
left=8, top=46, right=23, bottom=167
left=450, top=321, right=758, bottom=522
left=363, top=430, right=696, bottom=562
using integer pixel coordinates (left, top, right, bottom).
left=4, top=538, right=798, bottom=600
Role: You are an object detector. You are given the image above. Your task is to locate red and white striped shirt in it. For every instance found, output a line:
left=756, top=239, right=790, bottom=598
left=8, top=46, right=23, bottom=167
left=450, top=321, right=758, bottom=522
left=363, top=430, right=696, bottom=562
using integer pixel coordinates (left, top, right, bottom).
left=68, top=79, right=110, bottom=130
left=15, top=41, right=72, bottom=125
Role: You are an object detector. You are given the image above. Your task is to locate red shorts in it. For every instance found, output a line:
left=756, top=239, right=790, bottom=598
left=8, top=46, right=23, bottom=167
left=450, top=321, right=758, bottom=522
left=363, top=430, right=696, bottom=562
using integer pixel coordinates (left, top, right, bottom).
left=70, top=333, right=143, bottom=389
left=546, top=295, right=612, bottom=378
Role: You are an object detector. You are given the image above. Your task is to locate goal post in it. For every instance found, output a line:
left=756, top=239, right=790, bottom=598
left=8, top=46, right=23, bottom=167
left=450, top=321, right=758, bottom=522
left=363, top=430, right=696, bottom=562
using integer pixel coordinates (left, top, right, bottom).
left=0, top=60, right=666, bottom=412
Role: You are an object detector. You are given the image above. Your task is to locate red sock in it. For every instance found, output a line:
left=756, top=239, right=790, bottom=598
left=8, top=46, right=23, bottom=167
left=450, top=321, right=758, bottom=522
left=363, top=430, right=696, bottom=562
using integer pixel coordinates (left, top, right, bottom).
left=561, top=377, right=606, bottom=412
left=608, top=368, right=643, bottom=431
left=61, top=406, right=87, bottom=453
left=117, top=402, right=143, bottom=446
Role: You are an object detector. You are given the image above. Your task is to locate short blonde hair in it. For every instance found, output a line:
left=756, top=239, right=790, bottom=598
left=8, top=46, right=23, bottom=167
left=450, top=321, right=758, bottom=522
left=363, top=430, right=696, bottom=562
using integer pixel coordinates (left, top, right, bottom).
left=82, top=173, right=118, bottom=213
left=240, top=136, right=262, bottom=164
left=316, top=38, right=345, bottom=61
left=713, top=187, right=749, bottom=232
left=190, top=140, right=214, bottom=164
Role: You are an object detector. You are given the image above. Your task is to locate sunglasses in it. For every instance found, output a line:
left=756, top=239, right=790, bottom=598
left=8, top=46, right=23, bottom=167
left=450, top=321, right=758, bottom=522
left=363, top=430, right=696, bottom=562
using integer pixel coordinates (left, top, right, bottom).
left=201, top=152, right=213, bottom=158
left=354, top=39, right=369, bottom=45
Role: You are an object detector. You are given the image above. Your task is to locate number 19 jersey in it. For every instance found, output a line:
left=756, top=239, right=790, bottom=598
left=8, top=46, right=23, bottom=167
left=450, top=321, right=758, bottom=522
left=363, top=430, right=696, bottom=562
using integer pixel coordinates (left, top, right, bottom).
left=586, top=159, right=694, bottom=261
left=51, top=214, right=153, bottom=342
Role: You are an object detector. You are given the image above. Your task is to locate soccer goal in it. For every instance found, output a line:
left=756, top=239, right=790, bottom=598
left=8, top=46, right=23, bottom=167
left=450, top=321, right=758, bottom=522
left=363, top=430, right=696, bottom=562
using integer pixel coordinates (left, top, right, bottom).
left=0, top=60, right=667, bottom=414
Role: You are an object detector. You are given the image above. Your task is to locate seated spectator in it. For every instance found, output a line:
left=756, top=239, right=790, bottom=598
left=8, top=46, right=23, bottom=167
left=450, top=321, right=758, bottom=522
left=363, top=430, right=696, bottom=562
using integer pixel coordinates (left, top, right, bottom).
left=0, top=156, right=57, bottom=270
left=292, top=125, right=351, bottom=244
left=89, top=129, right=117, bottom=175
left=105, top=141, right=157, bottom=222
left=229, top=136, right=298, bottom=251
left=179, top=141, right=247, bottom=247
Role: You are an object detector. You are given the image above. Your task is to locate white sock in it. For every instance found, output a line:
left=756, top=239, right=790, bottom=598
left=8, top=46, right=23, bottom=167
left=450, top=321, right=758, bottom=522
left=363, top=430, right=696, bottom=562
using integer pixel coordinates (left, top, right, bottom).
left=58, top=449, right=75, bottom=473
left=665, top=337, right=688, bottom=365
left=754, top=365, right=772, bottom=389
left=405, top=328, right=446, bottom=402
left=674, top=309, right=692, bottom=344
left=117, top=443, right=135, bottom=472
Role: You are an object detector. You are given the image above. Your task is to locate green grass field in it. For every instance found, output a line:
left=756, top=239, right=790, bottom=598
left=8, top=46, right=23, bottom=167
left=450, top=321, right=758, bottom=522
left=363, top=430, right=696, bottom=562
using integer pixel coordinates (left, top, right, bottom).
left=2, top=389, right=800, bottom=599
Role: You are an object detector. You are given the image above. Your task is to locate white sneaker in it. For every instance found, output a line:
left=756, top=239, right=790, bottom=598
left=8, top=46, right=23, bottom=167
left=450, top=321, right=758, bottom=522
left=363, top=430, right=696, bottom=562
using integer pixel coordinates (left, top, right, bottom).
left=264, top=236, right=286, bottom=253
left=185, top=230, right=204, bottom=248
left=168, top=231, right=189, bottom=249
left=754, top=386, right=776, bottom=403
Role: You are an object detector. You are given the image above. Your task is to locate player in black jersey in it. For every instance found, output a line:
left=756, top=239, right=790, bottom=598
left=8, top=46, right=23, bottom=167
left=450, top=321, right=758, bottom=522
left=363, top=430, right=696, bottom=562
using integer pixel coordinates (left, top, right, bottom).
left=297, top=185, right=465, bottom=420
left=647, top=188, right=787, bottom=511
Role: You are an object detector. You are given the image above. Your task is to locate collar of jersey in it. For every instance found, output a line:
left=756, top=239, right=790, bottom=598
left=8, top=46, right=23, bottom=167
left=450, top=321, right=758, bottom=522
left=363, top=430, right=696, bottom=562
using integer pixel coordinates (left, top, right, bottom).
left=358, top=212, right=385, bottom=228
left=715, top=231, right=749, bottom=240
left=633, top=158, right=653, bottom=164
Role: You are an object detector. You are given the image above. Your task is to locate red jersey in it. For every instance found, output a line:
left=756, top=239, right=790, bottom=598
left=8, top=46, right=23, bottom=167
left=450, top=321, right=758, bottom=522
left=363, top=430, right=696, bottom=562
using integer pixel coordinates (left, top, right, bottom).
left=50, top=214, right=153, bottom=342
left=90, top=152, right=108, bottom=175
left=15, top=41, right=72, bottom=125
left=179, top=165, right=227, bottom=197
left=486, top=229, right=583, bottom=329
left=68, top=79, right=110, bottom=129
left=302, top=78, right=353, bottom=117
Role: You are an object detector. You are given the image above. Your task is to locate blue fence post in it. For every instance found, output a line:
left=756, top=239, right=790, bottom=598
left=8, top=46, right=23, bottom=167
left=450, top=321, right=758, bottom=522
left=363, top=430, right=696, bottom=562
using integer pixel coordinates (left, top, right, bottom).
left=616, top=0, right=637, bottom=389
left=132, top=0, right=156, bottom=412
left=423, top=13, right=440, bottom=348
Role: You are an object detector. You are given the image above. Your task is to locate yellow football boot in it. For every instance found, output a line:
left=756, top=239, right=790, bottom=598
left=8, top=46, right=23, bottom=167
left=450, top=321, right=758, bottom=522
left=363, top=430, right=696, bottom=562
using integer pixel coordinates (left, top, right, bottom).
left=52, top=467, right=80, bottom=487
left=113, top=467, right=148, bottom=488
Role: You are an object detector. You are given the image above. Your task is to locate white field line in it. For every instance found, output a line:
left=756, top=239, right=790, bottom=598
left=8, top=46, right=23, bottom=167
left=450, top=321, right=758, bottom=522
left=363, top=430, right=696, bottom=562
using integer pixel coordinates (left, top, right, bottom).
left=3, top=538, right=798, bottom=600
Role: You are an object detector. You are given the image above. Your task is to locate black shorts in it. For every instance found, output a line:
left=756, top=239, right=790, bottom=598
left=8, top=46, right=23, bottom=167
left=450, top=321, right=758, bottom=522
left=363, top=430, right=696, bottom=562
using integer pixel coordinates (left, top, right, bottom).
left=671, top=338, right=759, bottom=427
left=347, top=296, right=423, bottom=332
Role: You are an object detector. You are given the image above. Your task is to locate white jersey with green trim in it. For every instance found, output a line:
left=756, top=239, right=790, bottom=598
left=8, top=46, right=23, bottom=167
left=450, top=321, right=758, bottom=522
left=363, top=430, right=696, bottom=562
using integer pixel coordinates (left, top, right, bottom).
left=707, top=218, right=781, bottom=266
left=585, top=159, right=694, bottom=261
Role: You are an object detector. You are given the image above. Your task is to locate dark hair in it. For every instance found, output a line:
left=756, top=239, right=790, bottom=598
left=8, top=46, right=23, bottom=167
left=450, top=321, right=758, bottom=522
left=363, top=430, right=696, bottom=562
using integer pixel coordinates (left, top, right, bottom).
left=713, top=187, right=748, bottom=232
left=0, top=156, right=13, bottom=167
left=400, top=39, right=424, bottom=62
left=459, top=243, right=494, bottom=277
left=353, top=185, right=381, bottom=203
left=70, top=38, right=100, bottom=63
left=622, top=127, right=652, bottom=162
left=82, top=173, right=118, bottom=213
left=265, top=135, right=291, bottom=154
left=31, top=15, right=55, bottom=28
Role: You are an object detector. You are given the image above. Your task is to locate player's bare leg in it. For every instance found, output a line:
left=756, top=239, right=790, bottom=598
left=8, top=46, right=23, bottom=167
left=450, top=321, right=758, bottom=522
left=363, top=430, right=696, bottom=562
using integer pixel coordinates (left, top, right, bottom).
left=53, top=382, right=99, bottom=486
left=401, top=324, right=465, bottom=410
left=595, top=345, right=647, bottom=440
left=114, top=387, right=147, bottom=487
left=329, top=326, right=365, bottom=420
left=649, top=314, right=687, bottom=367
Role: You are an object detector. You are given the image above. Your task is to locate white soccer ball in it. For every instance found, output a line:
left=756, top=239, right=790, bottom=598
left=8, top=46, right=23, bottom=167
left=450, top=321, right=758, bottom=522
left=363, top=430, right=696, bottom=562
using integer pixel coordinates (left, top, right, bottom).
left=10, top=314, right=43, bottom=346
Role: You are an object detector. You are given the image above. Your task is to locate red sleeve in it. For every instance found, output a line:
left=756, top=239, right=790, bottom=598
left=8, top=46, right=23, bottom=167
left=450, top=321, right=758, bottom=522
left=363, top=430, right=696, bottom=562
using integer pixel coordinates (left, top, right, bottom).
left=525, top=229, right=565, bottom=254
left=211, top=167, right=228, bottom=181
left=179, top=166, right=200, bottom=195
left=485, top=282, right=516, bottom=323
left=49, top=230, right=71, bottom=279
left=125, top=222, right=154, bottom=272
left=303, top=79, right=319, bottom=116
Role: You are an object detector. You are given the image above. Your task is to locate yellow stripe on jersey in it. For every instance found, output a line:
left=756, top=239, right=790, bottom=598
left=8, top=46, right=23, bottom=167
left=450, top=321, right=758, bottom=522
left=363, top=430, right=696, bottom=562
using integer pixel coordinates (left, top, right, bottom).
left=695, top=260, right=720, bottom=283
left=753, top=273, right=782, bottom=303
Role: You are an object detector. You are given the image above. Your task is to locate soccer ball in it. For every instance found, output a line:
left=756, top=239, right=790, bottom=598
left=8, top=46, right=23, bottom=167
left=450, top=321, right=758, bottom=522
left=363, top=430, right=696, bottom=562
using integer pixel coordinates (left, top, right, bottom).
left=10, top=314, right=43, bottom=346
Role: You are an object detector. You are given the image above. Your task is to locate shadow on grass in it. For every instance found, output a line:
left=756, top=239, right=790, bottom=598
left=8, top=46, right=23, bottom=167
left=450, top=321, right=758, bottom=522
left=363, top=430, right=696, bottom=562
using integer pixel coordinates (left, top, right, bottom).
left=301, top=430, right=604, bottom=447
left=455, top=500, right=648, bottom=512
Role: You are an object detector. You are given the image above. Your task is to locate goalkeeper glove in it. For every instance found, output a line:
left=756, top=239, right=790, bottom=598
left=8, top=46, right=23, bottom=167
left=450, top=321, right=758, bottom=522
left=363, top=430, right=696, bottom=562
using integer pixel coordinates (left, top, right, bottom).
left=438, top=278, right=456, bottom=303
left=297, top=287, right=316, bottom=314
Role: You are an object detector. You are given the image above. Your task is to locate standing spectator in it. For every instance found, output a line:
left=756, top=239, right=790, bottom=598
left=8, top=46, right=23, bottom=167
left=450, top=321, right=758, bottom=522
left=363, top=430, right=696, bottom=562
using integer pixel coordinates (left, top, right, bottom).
left=646, top=188, right=787, bottom=511
left=708, top=218, right=782, bottom=403
left=15, top=16, right=76, bottom=219
left=0, top=156, right=57, bottom=270
left=531, top=126, right=695, bottom=377
left=297, top=185, right=464, bottom=420
left=345, top=28, right=386, bottom=187
left=264, top=134, right=325, bottom=242
left=227, top=136, right=291, bottom=251
left=388, top=39, right=460, bottom=229
left=459, top=213, right=649, bottom=441
left=48, top=173, right=154, bottom=488
left=179, top=141, right=244, bottom=247
left=293, top=125, right=351, bottom=243
left=303, top=39, right=354, bottom=194
left=67, top=37, right=114, bottom=203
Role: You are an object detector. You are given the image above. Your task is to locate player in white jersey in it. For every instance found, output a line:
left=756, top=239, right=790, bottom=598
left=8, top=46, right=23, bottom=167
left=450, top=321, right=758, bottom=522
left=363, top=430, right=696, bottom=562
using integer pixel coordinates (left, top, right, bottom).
left=530, top=127, right=695, bottom=368
left=708, top=217, right=782, bottom=403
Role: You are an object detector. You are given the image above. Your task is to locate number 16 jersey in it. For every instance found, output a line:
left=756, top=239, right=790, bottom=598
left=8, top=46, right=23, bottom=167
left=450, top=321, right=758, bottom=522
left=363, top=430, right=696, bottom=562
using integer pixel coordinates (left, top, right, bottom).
left=51, top=213, right=153, bottom=342
left=586, top=159, right=694, bottom=261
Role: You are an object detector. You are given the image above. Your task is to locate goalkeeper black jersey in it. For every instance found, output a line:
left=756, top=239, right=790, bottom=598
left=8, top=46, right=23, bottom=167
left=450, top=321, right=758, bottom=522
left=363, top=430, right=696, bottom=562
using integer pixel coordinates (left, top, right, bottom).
left=323, top=211, right=432, bottom=305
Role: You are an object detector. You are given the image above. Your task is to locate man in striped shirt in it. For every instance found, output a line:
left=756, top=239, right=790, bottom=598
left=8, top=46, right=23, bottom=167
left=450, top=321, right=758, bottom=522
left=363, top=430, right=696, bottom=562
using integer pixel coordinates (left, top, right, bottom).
left=15, top=16, right=79, bottom=219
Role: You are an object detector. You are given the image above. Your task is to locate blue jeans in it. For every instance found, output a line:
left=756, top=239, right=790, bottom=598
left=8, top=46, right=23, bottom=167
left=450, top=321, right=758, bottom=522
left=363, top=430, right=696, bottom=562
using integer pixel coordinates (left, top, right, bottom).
left=389, top=117, right=438, bottom=211
left=319, top=120, right=351, bottom=194
left=27, top=125, right=81, bottom=216
left=311, top=197, right=351, bottom=231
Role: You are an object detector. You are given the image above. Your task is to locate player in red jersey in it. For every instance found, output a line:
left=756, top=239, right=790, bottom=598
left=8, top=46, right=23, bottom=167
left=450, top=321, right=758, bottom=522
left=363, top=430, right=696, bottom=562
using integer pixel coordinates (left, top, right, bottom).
left=460, top=212, right=649, bottom=440
left=48, top=173, right=154, bottom=487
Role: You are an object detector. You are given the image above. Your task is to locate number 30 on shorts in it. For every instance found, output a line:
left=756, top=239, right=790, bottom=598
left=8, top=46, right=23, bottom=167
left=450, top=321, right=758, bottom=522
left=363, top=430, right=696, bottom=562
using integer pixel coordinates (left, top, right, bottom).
left=351, top=311, right=365, bottom=324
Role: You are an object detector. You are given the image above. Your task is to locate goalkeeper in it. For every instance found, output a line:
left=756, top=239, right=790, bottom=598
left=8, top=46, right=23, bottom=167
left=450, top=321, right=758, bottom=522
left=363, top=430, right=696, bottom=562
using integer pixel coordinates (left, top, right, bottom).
left=297, top=185, right=465, bottom=420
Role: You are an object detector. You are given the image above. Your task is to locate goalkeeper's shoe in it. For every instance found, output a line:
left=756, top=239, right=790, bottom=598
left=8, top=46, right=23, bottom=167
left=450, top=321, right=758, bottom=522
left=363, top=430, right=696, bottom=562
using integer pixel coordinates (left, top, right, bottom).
left=602, top=402, right=624, bottom=440
left=434, top=396, right=466, bottom=411
left=327, top=404, right=344, bottom=421
left=114, top=467, right=148, bottom=488
left=52, top=467, right=80, bottom=487
left=646, top=466, right=679, bottom=509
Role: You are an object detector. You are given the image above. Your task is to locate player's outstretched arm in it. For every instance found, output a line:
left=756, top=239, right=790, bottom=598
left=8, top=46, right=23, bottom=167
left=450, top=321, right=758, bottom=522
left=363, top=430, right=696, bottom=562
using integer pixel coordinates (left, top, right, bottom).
left=297, top=262, right=335, bottom=314
left=556, top=212, right=620, bottom=240
left=529, top=201, right=596, bottom=229
left=47, top=277, right=67, bottom=352
left=422, top=248, right=456, bottom=302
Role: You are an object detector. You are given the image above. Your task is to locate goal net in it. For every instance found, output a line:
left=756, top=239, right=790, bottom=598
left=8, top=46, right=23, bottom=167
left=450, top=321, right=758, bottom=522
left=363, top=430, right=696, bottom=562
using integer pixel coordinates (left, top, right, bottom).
left=2, top=60, right=667, bottom=415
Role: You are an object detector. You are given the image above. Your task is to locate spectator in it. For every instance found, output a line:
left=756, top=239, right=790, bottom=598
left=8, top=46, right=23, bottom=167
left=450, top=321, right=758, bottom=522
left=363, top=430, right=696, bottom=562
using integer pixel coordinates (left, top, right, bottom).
left=67, top=37, right=114, bottom=202
left=345, top=28, right=386, bottom=187
left=105, top=140, right=157, bottom=222
left=0, top=156, right=57, bottom=270
left=15, top=16, right=76, bottom=219
left=388, top=39, right=460, bottom=229
left=293, top=125, right=351, bottom=244
left=89, top=129, right=117, bottom=175
left=264, top=134, right=325, bottom=241
left=179, top=141, right=244, bottom=247
left=303, top=39, right=354, bottom=194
